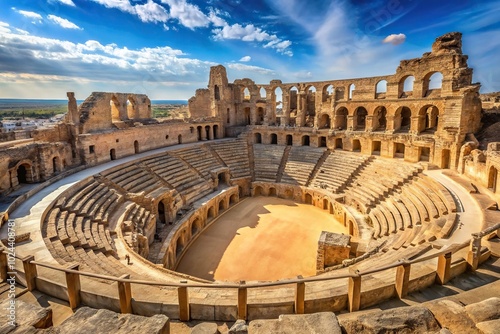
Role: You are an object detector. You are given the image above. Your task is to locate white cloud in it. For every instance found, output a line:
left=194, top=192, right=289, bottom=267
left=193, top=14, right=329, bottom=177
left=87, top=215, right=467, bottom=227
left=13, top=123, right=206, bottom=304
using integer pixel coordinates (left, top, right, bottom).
left=227, top=63, right=275, bottom=75
left=382, top=33, right=406, bottom=45
left=0, top=21, right=11, bottom=34
left=90, top=0, right=169, bottom=23
left=161, top=0, right=210, bottom=29
left=13, top=8, right=43, bottom=24
left=239, top=56, right=251, bottom=62
left=53, top=0, right=76, bottom=6
left=47, top=15, right=83, bottom=30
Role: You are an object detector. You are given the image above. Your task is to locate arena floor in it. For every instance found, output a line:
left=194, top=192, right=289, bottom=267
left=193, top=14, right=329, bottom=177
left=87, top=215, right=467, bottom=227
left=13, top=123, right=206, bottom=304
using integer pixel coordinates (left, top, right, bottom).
left=175, top=196, right=348, bottom=282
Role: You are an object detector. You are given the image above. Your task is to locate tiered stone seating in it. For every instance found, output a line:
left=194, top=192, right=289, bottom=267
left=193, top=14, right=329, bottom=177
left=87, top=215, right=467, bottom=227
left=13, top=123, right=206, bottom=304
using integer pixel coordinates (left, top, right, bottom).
left=100, top=164, right=163, bottom=194
left=310, top=151, right=369, bottom=193
left=141, top=154, right=212, bottom=202
left=253, top=144, right=286, bottom=182
left=281, top=146, right=326, bottom=185
left=344, top=158, right=421, bottom=210
left=209, top=139, right=251, bottom=179
left=124, top=202, right=153, bottom=234
left=172, top=145, right=223, bottom=180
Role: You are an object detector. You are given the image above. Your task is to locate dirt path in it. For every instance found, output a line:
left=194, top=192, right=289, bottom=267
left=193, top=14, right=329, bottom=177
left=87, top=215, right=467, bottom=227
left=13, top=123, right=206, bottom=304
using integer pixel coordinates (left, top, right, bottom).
left=176, top=197, right=347, bottom=282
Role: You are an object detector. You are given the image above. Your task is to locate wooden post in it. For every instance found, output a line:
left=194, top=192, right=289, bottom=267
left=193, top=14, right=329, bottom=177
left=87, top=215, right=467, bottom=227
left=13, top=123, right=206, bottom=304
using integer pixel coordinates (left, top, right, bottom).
left=117, top=274, right=132, bottom=314
left=0, top=248, right=7, bottom=282
left=395, top=262, right=411, bottom=298
left=65, top=264, right=81, bottom=310
left=467, top=237, right=481, bottom=271
left=22, top=255, right=37, bottom=291
left=295, top=276, right=305, bottom=314
left=238, top=281, right=247, bottom=320
left=348, top=274, right=361, bottom=312
left=178, top=281, right=190, bottom=321
left=436, top=252, right=452, bottom=285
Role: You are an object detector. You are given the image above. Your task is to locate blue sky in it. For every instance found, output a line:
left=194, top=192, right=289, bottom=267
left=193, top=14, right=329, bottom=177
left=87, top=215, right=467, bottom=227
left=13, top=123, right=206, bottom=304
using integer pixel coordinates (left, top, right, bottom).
left=0, top=0, right=499, bottom=99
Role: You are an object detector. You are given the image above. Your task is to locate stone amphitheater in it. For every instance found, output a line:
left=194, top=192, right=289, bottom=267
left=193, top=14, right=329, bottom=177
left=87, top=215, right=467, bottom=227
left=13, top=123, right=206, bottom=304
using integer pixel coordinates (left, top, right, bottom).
left=1, top=32, right=499, bottom=333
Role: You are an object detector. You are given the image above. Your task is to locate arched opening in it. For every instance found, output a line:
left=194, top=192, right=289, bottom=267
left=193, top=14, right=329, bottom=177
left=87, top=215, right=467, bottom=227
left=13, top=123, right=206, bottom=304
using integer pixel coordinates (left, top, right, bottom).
left=214, top=85, right=220, bottom=100
left=423, top=72, right=443, bottom=97
left=110, top=96, right=120, bottom=122
left=254, top=186, right=263, bottom=196
left=217, top=173, right=226, bottom=186
left=244, top=107, right=251, bottom=125
left=243, top=87, right=250, bottom=101
left=230, top=194, right=238, bottom=205
left=256, top=107, right=264, bottom=125
left=305, top=193, right=313, bottom=205
left=205, top=125, right=211, bottom=140
left=335, top=107, right=348, bottom=130
left=176, top=237, right=184, bottom=257
left=329, top=203, right=334, bottom=214
left=289, top=86, right=298, bottom=113
left=375, top=80, right=387, bottom=98
left=323, top=199, right=328, bottom=210
left=354, top=107, right=368, bottom=131
left=352, top=139, right=361, bottom=152
left=197, top=126, right=203, bottom=140
left=260, top=87, right=266, bottom=99
left=254, top=133, right=262, bottom=144
left=17, top=164, right=28, bottom=184
left=419, top=147, right=430, bottom=162
left=157, top=201, right=166, bottom=224
left=419, top=105, right=439, bottom=133
left=335, top=138, right=343, bottom=150
left=286, top=134, right=293, bottom=146
left=319, top=114, right=331, bottom=129
left=302, top=135, right=310, bottom=146
left=488, top=166, right=498, bottom=192
left=269, top=187, right=277, bottom=196
left=399, top=75, right=415, bottom=98
left=322, top=84, right=334, bottom=103
left=110, top=149, right=116, bottom=161
left=395, top=107, right=412, bottom=132
left=274, top=87, right=283, bottom=115
left=191, top=218, right=201, bottom=236
left=348, top=84, right=355, bottom=100
left=213, top=125, right=219, bottom=139
left=178, top=134, right=182, bottom=144
left=319, top=136, right=327, bottom=148
left=305, top=86, right=316, bottom=121
left=127, top=97, right=136, bottom=119
left=52, top=156, right=59, bottom=174
left=270, top=133, right=278, bottom=144
left=218, top=200, right=225, bottom=212
left=134, top=140, right=139, bottom=154
left=207, top=206, right=215, bottom=221
left=373, top=106, right=387, bottom=131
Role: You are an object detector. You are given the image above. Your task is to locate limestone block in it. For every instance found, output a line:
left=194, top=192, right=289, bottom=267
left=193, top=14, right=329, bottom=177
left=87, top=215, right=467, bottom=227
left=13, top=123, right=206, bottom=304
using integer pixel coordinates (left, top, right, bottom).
left=0, top=299, right=52, bottom=329
left=56, top=307, right=169, bottom=334
left=339, top=306, right=440, bottom=334
left=475, top=319, right=500, bottom=334
left=426, top=300, right=479, bottom=334
left=465, top=297, right=500, bottom=323
left=0, top=324, right=39, bottom=333
left=248, top=312, right=341, bottom=334
left=191, top=322, right=220, bottom=334
left=229, top=319, right=248, bottom=334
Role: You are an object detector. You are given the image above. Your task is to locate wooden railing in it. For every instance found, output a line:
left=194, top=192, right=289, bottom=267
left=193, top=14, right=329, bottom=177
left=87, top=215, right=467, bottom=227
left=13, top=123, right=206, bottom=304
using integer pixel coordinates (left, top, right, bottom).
left=1, top=223, right=498, bottom=321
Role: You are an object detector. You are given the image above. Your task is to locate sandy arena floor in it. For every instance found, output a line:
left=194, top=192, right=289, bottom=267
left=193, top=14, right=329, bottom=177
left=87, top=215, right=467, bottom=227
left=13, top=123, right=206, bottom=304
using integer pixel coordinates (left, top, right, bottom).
left=176, top=196, right=347, bottom=282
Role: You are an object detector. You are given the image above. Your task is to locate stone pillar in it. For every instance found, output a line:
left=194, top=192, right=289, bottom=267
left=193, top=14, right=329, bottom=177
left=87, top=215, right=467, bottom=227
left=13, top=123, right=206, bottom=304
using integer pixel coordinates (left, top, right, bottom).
left=178, top=282, right=190, bottom=321
left=22, top=255, right=37, bottom=291
left=436, top=252, right=452, bottom=284
left=118, top=274, right=132, bottom=313
left=238, top=281, right=247, bottom=320
left=65, top=264, right=81, bottom=310
left=295, top=278, right=305, bottom=314
left=395, top=262, right=411, bottom=298
left=365, top=116, right=374, bottom=131
left=467, top=236, right=481, bottom=271
left=347, top=116, right=354, bottom=131
left=386, top=115, right=395, bottom=133
left=348, top=273, right=361, bottom=312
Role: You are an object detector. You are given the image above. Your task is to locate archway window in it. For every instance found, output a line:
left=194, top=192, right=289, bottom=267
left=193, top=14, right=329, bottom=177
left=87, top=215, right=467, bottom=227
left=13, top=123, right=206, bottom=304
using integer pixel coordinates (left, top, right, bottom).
left=134, top=140, right=139, bottom=154
left=178, top=134, right=182, bottom=144
left=127, top=97, right=136, bottom=119
left=355, top=107, right=368, bottom=131
left=270, top=133, right=278, bottom=144
left=274, top=87, right=283, bottom=114
left=335, top=108, right=348, bottom=130
left=110, top=96, right=120, bottom=122
left=374, top=107, right=387, bottom=131
left=17, top=164, right=28, bottom=184
left=205, top=125, right=211, bottom=140
left=110, top=149, right=116, bottom=160
left=289, top=86, right=298, bottom=112
left=376, top=80, right=387, bottom=99
left=400, top=76, right=415, bottom=98
left=352, top=139, right=361, bottom=152
left=319, top=114, right=330, bottom=129
left=306, top=86, right=316, bottom=117
left=322, top=84, right=334, bottom=102
left=348, top=84, right=355, bottom=100
left=302, top=135, right=310, bottom=146
left=244, top=107, right=251, bottom=125
left=254, top=133, right=262, bottom=144
left=256, top=107, right=264, bottom=125
left=243, top=87, right=250, bottom=101
left=319, top=136, right=327, bottom=147
left=286, top=134, right=293, bottom=146
left=259, top=87, right=266, bottom=99
left=214, top=85, right=220, bottom=100
left=197, top=126, right=202, bottom=140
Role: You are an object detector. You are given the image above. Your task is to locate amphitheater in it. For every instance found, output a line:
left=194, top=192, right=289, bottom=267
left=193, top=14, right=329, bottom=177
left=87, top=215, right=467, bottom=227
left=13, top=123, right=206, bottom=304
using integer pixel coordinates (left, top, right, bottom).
left=1, top=32, right=500, bottom=333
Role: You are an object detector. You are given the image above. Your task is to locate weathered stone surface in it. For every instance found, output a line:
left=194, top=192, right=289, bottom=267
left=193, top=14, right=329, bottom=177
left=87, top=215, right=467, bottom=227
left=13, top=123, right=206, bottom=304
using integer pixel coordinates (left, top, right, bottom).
left=229, top=319, right=248, bottom=334
left=56, top=307, right=169, bottom=334
left=426, top=300, right=479, bottom=334
left=248, top=312, right=341, bottom=334
left=475, top=319, right=500, bottom=334
left=339, top=306, right=440, bottom=334
left=191, top=322, right=220, bottom=334
left=438, top=329, right=452, bottom=334
left=465, top=297, right=500, bottom=323
left=0, top=324, right=40, bottom=333
left=0, top=299, right=52, bottom=329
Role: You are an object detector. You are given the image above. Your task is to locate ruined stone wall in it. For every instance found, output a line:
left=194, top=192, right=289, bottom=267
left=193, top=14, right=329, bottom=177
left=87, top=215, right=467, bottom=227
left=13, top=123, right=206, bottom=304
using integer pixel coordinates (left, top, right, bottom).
left=462, top=142, right=500, bottom=198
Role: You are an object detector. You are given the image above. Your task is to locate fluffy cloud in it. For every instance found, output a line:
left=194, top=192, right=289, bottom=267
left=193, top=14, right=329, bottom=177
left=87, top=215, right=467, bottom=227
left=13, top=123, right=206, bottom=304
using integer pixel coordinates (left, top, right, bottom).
left=47, top=15, right=83, bottom=30
left=161, top=0, right=210, bottom=29
left=382, top=33, right=406, bottom=45
left=227, top=63, right=275, bottom=75
left=90, top=0, right=169, bottom=23
left=239, top=56, right=251, bottom=62
left=52, top=0, right=76, bottom=6
left=13, top=9, right=43, bottom=24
